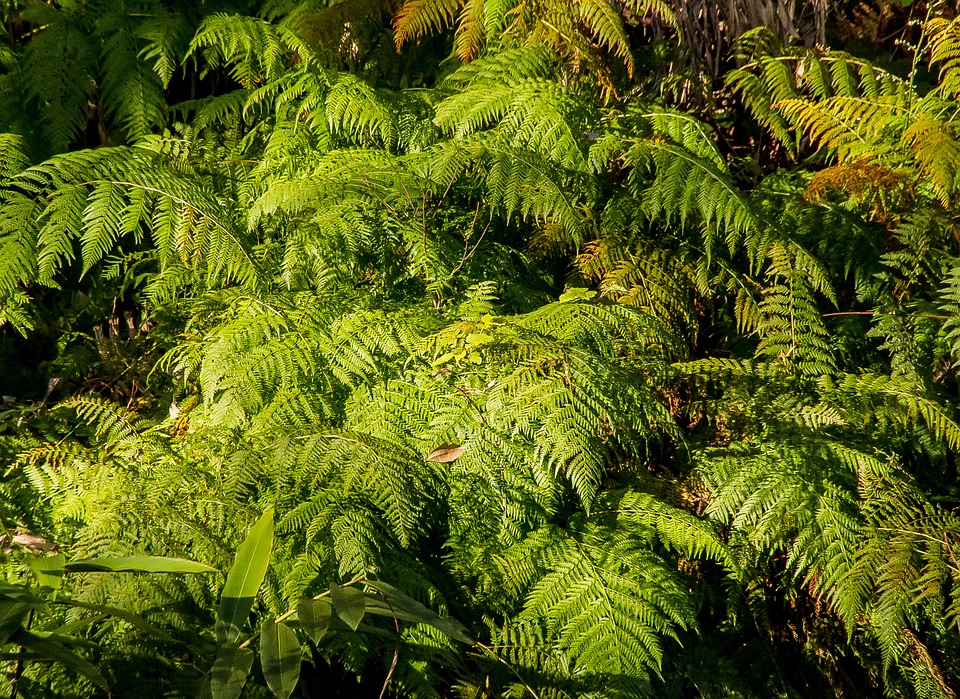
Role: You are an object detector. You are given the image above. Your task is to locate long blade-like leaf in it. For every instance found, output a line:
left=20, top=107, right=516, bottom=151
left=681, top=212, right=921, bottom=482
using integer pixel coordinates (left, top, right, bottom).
left=364, top=581, right=474, bottom=644
left=216, top=508, right=274, bottom=644
left=12, top=628, right=108, bottom=690
left=65, top=556, right=216, bottom=574
left=56, top=599, right=180, bottom=645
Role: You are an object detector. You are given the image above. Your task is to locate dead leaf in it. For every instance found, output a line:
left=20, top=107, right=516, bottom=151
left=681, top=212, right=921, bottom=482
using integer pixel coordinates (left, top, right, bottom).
left=427, top=443, right=465, bottom=463
left=12, top=532, right=56, bottom=552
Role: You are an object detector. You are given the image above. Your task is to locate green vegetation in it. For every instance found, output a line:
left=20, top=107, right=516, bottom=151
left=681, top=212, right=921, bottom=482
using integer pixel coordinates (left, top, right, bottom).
left=2, top=0, right=960, bottom=696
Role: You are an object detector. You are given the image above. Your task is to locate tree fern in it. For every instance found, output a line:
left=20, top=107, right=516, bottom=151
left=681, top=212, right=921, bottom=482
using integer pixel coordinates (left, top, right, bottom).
left=5, top=4, right=960, bottom=697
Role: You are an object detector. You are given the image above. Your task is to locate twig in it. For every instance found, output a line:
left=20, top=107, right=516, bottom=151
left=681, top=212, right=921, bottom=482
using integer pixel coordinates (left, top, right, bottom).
left=378, top=613, right=401, bottom=699
left=449, top=205, right=492, bottom=278
left=474, top=642, right=541, bottom=699
left=453, top=384, right=489, bottom=426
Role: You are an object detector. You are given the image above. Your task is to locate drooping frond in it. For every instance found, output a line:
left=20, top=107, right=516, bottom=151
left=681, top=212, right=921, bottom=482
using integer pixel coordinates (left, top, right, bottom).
left=0, top=145, right=261, bottom=313
left=189, top=13, right=317, bottom=88
left=97, top=12, right=167, bottom=143
left=393, top=0, right=463, bottom=51
left=928, top=16, right=960, bottom=99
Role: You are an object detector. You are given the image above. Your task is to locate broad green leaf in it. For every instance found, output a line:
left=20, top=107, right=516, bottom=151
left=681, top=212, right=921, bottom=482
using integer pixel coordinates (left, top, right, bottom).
left=364, top=581, right=474, bottom=644
left=296, top=598, right=332, bottom=643
left=210, top=643, right=254, bottom=699
left=260, top=619, right=300, bottom=699
left=0, top=599, right=31, bottom=645
left=11, top=628, right=108, bottom=689
left=28, top=554, right=65, bottom=593
left=329, top=584, right=365, bottom=631
left=216, top=508, right=274, bottom=644
left=65, top=556, right=216, bottom=574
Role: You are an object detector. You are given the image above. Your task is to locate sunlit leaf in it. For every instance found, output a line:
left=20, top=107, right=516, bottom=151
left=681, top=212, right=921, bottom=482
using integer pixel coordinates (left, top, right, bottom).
left=28, top=554, right=65, bottom=593
left=65, top=556, right=216, bottom=574
left=216, top=509, right=275, bottom=644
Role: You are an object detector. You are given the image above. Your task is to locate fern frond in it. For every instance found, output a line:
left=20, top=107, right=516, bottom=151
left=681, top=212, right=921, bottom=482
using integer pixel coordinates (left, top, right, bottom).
left=516, top=524, right=695, bottom=679
left=20, top=4, right=97, bottom=153
left=453, top=0, right=485, bottom=61
left=928, top=16, right=960, bottom=99
left=901, top=116, right=960, bottom=206
left=98, top=13, right=166, bottom=142
left=394, top=0, right=463, bottom=51
left=189, top=13, right=317, bottom=88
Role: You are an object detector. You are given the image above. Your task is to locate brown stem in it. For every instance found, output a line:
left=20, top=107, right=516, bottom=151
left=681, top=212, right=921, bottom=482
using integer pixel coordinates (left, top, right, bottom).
left=378, top=614, right=401, bottom=699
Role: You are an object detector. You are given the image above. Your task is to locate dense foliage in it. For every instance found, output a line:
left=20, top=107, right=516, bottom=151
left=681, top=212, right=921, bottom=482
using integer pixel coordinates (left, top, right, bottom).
left=2, top=0, right=960, bottom=696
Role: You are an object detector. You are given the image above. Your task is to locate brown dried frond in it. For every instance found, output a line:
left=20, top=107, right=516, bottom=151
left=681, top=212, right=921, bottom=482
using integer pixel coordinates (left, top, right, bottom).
left=804, top=160, right=914, bottom=221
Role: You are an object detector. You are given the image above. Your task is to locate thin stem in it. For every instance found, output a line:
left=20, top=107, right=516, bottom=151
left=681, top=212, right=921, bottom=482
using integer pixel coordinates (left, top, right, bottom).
left=474, top=642, right=541, bottom=699
left=378, top=611, right=401, bottom=699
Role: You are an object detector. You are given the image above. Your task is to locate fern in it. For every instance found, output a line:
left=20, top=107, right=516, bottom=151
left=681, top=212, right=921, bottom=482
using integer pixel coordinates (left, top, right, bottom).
left=511, top=522, right=696, bottom=684
left=4, top=5, right=960, bottom=697
left=20, top=4, right=98, bottom=153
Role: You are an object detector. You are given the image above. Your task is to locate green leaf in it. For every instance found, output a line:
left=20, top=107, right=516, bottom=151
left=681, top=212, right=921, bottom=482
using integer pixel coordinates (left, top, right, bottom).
left=296, top=598, right=332, bottom=643
left=11, top=628, right=108, bottom=690
left=65, top=556, right=216, bottom=574
left=0, top=586, right=46, bottom=611
left=260, top=619, right=300, bottom=699
left=364, top=581, right=474, bottom=644
left=29, top=630, right=99, bottom=649
left=57, top=599, right=179, bottom=645
left=216, top=509, right=275, bottom=644
left=53, top=612, right=108, bottom=637
left=0, top=599, right=31, bottom=645
left=559, top=287, right=597, bottom=302
left=28, top=554, right=66, bottom=593
left=329, top=584, right=366, bottom=631
left=210, top=643, right=254, bottom=699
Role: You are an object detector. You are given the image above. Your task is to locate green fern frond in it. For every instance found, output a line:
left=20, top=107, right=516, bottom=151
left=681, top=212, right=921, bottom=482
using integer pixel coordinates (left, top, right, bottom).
left=189, top=13, right=316, bottom=88
left=98, top=13, right=167, bottom=143
left=516, top=523, right=696, bottom=680
left=20, top=4, right=97, bottom=153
